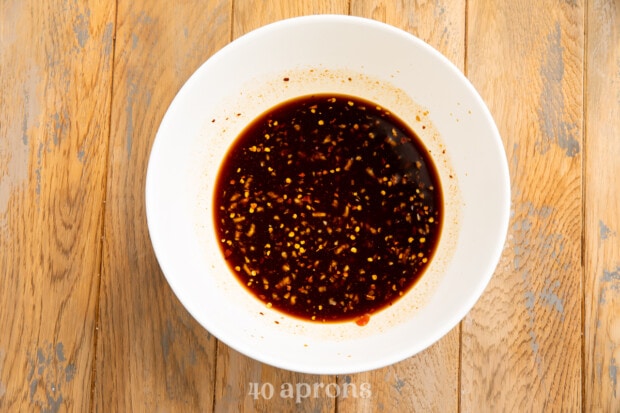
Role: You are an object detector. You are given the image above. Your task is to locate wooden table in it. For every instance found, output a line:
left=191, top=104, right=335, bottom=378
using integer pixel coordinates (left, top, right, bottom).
left=1, top=0, right=618, bottom=411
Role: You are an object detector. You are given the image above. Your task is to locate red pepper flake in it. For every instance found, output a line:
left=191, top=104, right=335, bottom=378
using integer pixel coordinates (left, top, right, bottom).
left=355, top=313, right=370, bottom=326
left=283, top=77, right=290, bottom=82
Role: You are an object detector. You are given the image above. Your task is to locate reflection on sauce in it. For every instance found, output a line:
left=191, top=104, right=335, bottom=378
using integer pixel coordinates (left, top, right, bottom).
left=214, top=94, right=442, bottom=324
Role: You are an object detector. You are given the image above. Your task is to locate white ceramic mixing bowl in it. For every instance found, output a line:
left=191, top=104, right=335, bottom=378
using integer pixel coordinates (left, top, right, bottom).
left=146, top=15, right=510, bottom=374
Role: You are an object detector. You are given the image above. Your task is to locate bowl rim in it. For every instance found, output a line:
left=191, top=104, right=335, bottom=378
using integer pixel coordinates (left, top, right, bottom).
left=145, top=14, right=511, bottom=374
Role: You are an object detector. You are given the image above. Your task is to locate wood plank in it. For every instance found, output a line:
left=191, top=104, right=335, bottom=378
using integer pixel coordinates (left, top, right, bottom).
left=0, top=1, right=115, bottom=411
left=584, top=0, right=620, bottom=410
left=462, top=0, right=584, bottom=410
left=231, top=0, right=346, bottom=37
left=212, top=2, right=347, bottom=412
left=94, top=1, right=231, bottom=411
left=339, top=1, right=466, bottom=412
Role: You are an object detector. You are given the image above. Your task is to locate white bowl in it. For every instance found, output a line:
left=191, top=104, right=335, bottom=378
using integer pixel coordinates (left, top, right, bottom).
left=146, top=15, right=510, bottom=374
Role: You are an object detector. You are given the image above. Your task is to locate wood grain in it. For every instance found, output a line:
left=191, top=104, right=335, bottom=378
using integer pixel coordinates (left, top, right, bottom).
left=462, top=0, right=583, bottom=411
left=0, top=1, right=115, bottom=411
left=340, top=1, right=465, bottom=412
left=94, top=1, right=230, bottom=411
left=3, top=0, right=619, bottom=411
left=232, top=0, right=346, bottom=37
left=584, top=0, right=620, bottom=411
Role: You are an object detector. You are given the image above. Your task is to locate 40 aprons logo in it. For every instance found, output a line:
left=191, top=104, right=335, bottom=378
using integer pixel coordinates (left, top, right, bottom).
left=248, top=381, right=372, bottom=403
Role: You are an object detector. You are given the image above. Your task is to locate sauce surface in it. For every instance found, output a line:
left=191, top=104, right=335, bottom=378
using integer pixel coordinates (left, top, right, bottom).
left=213, top=94, right=442, bottom=323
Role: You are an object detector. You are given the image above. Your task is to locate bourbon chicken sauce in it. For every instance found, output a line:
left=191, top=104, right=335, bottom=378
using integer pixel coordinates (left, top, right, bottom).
left=213, top=94, right=443, bottom=324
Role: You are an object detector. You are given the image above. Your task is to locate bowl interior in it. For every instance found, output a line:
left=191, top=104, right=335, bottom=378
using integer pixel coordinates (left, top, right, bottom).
left=146, top=15, right=510, bottom=374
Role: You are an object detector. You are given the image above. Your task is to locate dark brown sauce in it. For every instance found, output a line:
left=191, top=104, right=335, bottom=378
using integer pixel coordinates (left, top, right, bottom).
left=213, top=94, right=442, bottom=324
